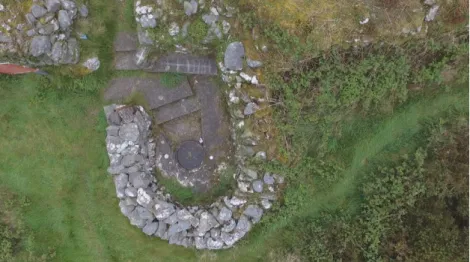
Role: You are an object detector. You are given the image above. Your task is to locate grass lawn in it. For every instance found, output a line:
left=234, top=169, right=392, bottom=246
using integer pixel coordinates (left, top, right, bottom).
left=1, top=74, right=464, bottom=261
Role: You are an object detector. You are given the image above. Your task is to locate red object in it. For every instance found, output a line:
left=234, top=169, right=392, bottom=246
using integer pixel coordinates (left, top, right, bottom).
left=0, top=63, right=39, bottom=75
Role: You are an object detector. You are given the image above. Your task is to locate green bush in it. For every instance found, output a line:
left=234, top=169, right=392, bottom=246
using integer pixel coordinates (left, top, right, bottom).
left=188, top=19, right=209, bottom=44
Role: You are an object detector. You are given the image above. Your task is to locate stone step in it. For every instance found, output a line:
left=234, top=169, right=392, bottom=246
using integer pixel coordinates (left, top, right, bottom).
left=153, top=96, right=200, bottom=125
left=145, top=53, right=218, bottom=75
left=114, top=32, right=138, bottom=52
left=105, top=77, right=193, bottom=110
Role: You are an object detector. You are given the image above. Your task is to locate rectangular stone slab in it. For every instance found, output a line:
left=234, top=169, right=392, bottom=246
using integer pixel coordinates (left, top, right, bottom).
left=195, top=77, right=232, bottom=161
left=114, top=52, right=140, bottom=70
left=104, top=77, right=193, bottom=110
left=114, top=32, right=138, bottom=52
left=153, top=96, right=200, bottom=124
left=136, top=78, right=193, bottom=109
left=145, top=53, right=218, bottom=75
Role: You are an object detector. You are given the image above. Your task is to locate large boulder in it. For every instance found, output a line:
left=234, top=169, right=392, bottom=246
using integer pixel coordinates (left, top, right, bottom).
left=30, top=36, right=52, bottom=57
left=31, top=5, right=47, bottom=18
left=196, top=211, right=219, bottom=236
left=224, top=42, right=245, bottom=70
left=183, top=0, right=198, bottom=16
left=58, top=10, right=72, bottom=30
left=142, top=222, right=159, bottom=235
left=243, top=205, right=263, bottom=223
left=218, top=207, right=232, bottom=221
left=119, top=123, right=140, bottom=142
left=45, top=0, right=61, bottom=12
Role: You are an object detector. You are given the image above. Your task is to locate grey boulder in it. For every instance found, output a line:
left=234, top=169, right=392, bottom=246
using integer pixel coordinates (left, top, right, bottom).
left=61, top=0, right=76, bottom=10
left=142, top=222, right=158, bottom=235
left=218, top=207, right=232, bottom=221
left=243, top=205, right=263, bottom=223
left=168, top=221, right=191, bottom=236
left=206, top=238, right=224, bottom=250
left=425, top=5, right=439, bottom=22
left=30, top=36, right=52, bottom=57
left=184, top=0, right=198, bottom=16
left=247, top=58, right=263, bottom=68
left=224, top=42, right=245, bottom=70
left=45, top=0, right=61, bottom=12
left=31, top=5, right=47, bottom=18
left=154, top=201, right=176, bottom=220
left=197, top=211, right=219, bottom=235
left=202, top=14, right=218, bottom=25
left=79, top=4, right=88, bottom=17
left=58, top=10, right=72, bottom=30
left=263, top=173, right=275, bottom=185
left=140, top=16, right=157, bottom=28
left=119, top=123, right=140, bottom=142
left=244, top=102, right=259, bottom=115
left=129, top=172, right=151, bottom=188
left=252, top=180, right=263, bottom=193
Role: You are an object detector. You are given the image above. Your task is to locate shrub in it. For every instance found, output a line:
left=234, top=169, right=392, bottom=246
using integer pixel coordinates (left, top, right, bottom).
left=188, top=19, right=209, bottom=44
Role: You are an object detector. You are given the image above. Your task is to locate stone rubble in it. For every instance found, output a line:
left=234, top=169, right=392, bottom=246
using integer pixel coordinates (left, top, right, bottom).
left=104, top=104, right=284, bottom=249
left=0, top=0, right=87, bottom=65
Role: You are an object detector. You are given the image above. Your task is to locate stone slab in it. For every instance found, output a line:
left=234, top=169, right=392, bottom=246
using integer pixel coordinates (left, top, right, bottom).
left=194, top=77, right=232, bottom=162
left=137, top=78, right=193, bottom=109
left=154, top=96, right=200, bottom=124
left=114, top=32, right=138, bottom=52
left=145, top=53, right=218, bottom=75
left=104, top=77, right=193, bottom=110
left=114, top=52, right=140, bottom=70
left=162, top=113, right=202, bottom=145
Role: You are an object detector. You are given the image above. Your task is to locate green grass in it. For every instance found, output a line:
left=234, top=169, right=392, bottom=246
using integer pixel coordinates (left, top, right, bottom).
left=156, top=167, right=237, bottom=206
left=0, top=76, right=198, bottom=261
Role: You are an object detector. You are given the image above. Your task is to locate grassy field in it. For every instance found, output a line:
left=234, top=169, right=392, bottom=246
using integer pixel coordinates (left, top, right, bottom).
left=0, top=74, right=466, bottom=261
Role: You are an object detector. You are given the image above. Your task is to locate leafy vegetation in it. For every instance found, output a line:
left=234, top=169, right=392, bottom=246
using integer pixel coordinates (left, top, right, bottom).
left=188, top=19, right=209, bottom=44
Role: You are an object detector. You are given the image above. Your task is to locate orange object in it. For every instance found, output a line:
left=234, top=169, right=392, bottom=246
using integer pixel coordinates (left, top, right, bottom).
left=0, top=63, right=39, bottom=75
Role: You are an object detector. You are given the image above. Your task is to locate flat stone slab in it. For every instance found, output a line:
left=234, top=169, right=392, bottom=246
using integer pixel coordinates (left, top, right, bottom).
left=154, top=96, right=200, bottom=124
left=105, top=77, right=193, bottom=110
left=195, top=77, right=232, bottom=163
left=162, top=113, right=202, bottom=145
left=114, top=32, right=138, bottom=52
left=114, top=52, right=140, bottom=70
left=145, top=53, right=218, bottom=75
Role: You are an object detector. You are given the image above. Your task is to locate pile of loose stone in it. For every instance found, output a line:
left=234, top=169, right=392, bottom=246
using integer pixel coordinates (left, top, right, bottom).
left=221, top=41, right=267, bottom=119
left=0, top=0, right=88, bottom=65
left=134, top=0, right=235, bottom=51
left=104, top=104, right=283, bottom=249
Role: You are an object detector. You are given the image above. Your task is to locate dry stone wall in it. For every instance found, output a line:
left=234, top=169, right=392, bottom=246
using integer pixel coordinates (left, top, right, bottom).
left=104, top=104, right=283, bottom=249
left=0, top=0, right=87, bottom=65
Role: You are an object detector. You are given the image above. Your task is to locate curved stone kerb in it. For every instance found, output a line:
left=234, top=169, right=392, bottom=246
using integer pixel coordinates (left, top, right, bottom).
left=104, top=104, right=283, bottom=249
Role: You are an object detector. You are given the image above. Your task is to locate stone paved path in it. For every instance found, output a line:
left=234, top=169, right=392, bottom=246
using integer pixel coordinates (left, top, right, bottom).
left=106, top=31, right=231, bottom=192
left=195, top=76, right=232, bottom=163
